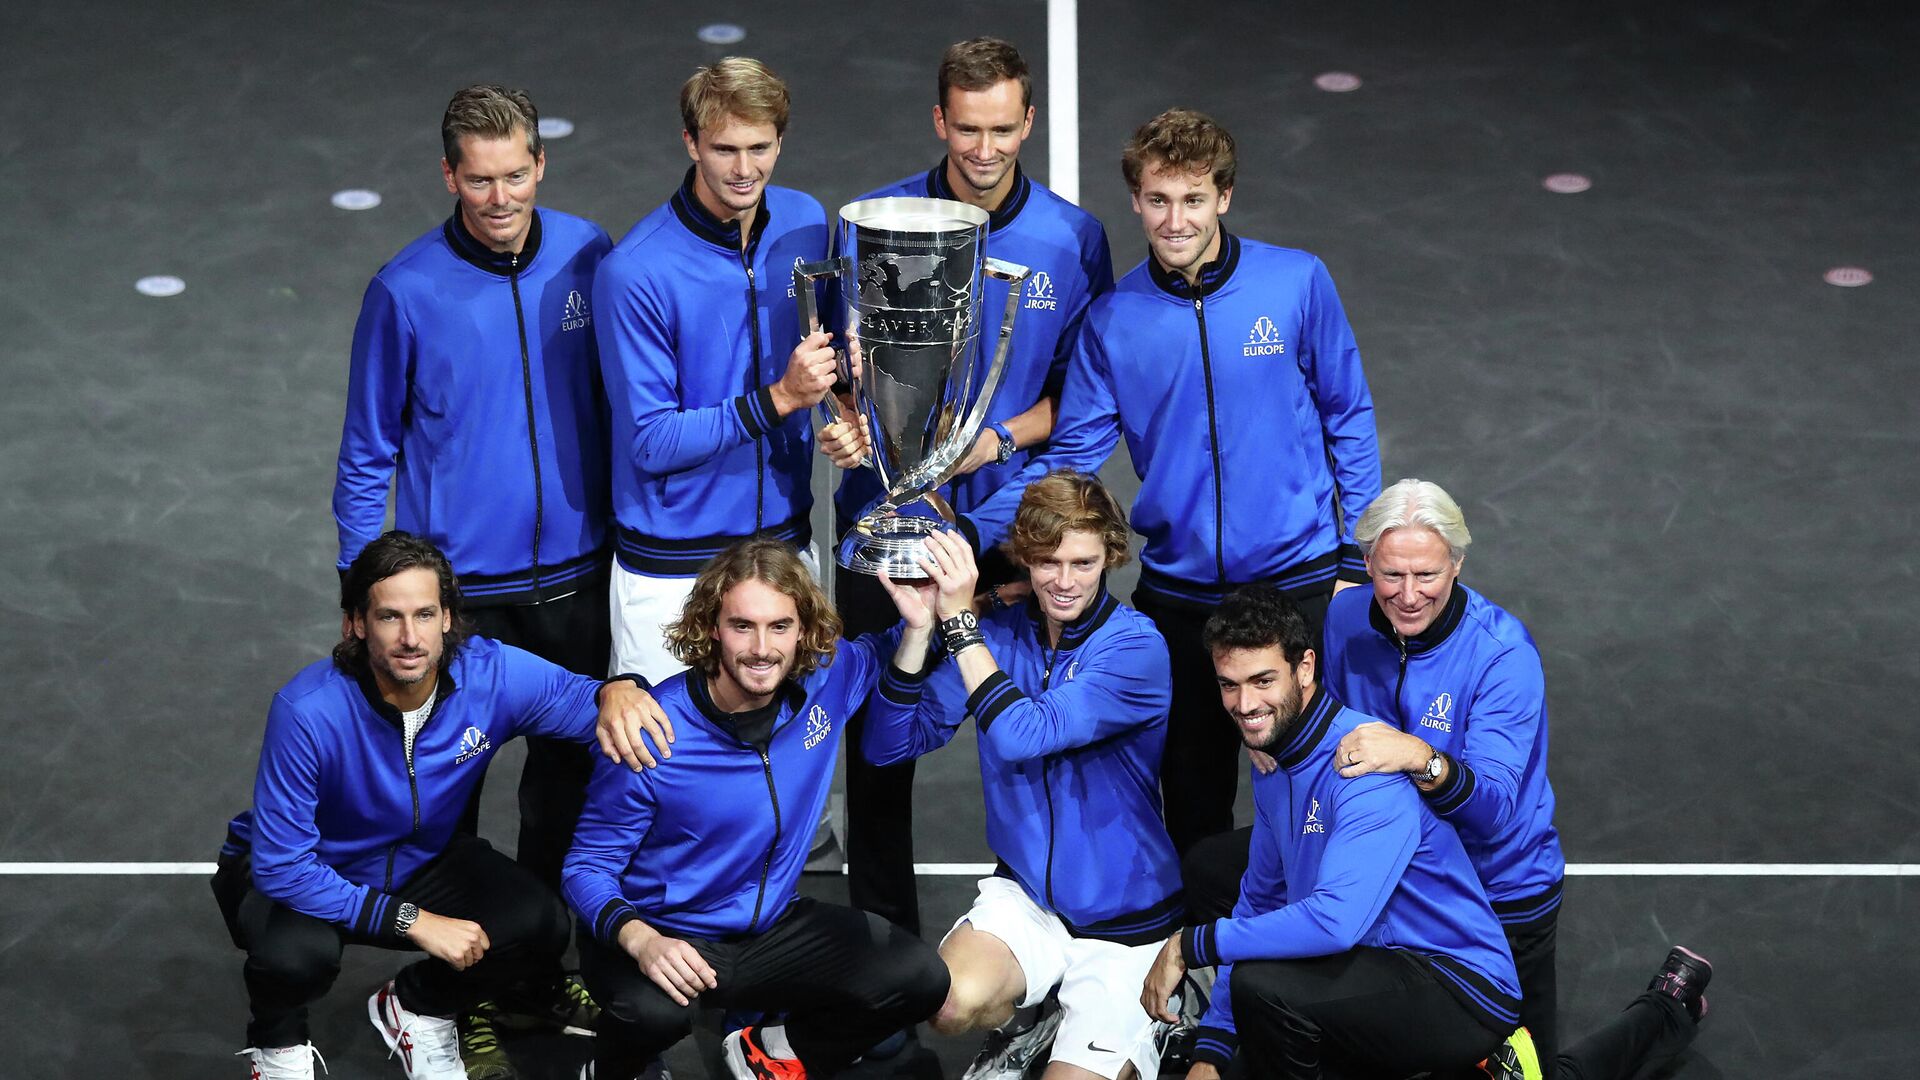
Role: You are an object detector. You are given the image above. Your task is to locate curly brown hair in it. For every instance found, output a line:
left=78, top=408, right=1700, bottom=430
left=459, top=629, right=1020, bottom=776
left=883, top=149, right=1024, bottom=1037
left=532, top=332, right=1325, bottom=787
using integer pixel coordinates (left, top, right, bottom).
left=333, top=531, right=471, bottom=674
left=664, top=538, right=841, bottom=679
left=1008, top=470, right=1132, bottom=570
left=1121, top=107, right=1237, bottom=194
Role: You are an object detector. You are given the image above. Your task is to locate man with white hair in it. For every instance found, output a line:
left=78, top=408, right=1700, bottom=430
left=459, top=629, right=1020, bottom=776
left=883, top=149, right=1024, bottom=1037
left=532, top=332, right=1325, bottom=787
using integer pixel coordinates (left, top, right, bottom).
left=1323, top=478, right=1711, bottom=1077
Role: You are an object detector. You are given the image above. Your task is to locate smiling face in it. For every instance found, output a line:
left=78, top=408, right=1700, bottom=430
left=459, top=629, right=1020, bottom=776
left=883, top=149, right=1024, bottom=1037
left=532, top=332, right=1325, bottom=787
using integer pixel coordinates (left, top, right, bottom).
left=1025, top=528, right=1107, bottom=630
left=934, top=78, right=1033, bottom=206
left=710, top=577, right=800, bottom=709
left=442, top=130, right=544, bottom=253
left=1365, top=526, right=1462, bottom=638
left=1131, top=159, right=1231, bottom=283
left=353, top=567, right=451, bottom=700
left=1212, top=644, right=1315, bottom=752
left=683, top=115, right=782, bottom=224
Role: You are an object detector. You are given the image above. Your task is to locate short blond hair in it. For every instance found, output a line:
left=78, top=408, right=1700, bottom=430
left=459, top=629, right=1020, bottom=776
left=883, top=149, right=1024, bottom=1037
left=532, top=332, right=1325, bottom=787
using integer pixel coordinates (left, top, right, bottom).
left=664, top=539, right=840, bottom=679
left=1008, top=470, right=1131, bottom=569
left=681, top=57, right=791, bottom=139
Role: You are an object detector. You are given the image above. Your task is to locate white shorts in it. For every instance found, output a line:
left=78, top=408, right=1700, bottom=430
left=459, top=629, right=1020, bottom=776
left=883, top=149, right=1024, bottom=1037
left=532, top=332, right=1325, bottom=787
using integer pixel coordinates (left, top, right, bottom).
left=945, top=876, right=1165, bottom=1080
left=608, top=546, right=820, bottom=683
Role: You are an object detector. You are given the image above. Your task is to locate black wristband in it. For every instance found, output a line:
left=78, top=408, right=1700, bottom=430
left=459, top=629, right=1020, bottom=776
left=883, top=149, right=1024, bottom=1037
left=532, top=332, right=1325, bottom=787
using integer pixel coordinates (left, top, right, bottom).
left=939, top=611, right=985, bottom=655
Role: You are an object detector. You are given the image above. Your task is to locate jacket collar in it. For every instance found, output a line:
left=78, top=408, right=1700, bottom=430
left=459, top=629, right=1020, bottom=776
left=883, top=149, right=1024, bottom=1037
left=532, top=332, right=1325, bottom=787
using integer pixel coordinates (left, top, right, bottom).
left=1147, top=229, right=1240, bottom=299
left=1024, top=579, right=1119, bottom=651
left=670, top=166, right=771, bottom=255
left=923, top=157, right=1031, bottom=232
left=1274, top=684, right=1339, bottom=773
left=443, top=205, right=543, bottom=276
left=1367, top=582, right=1468, bottom=654
left=351, top=659, right=459, bottom=731
left=688, top=668, right=806, bottom=747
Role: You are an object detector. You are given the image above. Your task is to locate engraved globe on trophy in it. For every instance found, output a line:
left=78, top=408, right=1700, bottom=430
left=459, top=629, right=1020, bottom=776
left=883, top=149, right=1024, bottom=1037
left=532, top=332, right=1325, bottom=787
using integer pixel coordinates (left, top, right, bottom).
left=794, top=197, right=1031, bottom=579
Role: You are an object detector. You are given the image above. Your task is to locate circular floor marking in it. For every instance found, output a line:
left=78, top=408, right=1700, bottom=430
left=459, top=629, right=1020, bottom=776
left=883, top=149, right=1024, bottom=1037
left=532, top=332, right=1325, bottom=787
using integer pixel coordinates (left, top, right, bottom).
left=330, top=189, right=382, bottom=211
left=1314, top=72, right=1362, bottom=92
left=698, top=23, right=746, bottom=45
left=135, top=275, right=186, bottom=297
left=1823, top=266, right=1873, bottom=287
left=1542, top=173, right=1593, bottom=194
left=539, top=117, right=575, bottom=139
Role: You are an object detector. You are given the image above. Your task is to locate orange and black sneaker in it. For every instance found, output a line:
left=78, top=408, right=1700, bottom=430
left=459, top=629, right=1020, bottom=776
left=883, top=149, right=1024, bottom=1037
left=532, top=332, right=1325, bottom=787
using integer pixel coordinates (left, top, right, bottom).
left=721, top=1025, right=807, bottom=1080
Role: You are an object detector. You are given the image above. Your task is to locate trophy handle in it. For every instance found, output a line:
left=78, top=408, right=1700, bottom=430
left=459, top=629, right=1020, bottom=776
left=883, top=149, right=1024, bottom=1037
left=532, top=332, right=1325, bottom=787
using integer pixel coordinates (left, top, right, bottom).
left=884, top=256, right=1031, bottom=508
left=792, top=256, right=869, bottom=466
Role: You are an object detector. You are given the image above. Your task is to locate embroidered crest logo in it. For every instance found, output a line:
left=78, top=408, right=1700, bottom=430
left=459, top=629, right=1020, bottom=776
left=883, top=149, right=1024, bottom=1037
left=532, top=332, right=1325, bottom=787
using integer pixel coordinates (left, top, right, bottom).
left=1023, top=270, right=1058, bottom=311
left=803, top=704, right=833, bottom=750
left=1302, top=796, right=1326, bottom=834
left=561, top=289, right=592, bottom=332
left=1419, top=692, right=1454, bottom=733
left=1243, top=316, right=1286, bottom=357
left=453, top=725, right=493, bottom=765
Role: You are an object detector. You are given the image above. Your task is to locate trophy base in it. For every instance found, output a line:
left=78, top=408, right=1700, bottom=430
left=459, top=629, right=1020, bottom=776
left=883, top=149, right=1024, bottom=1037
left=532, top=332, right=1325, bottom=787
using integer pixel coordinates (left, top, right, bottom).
left=837, top=514, right=948, bottom=580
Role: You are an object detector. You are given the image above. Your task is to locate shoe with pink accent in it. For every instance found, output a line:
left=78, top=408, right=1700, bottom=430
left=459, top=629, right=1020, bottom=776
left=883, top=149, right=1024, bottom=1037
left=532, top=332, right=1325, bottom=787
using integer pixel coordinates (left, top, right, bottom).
left=367, top=979, right=466, bottom=1079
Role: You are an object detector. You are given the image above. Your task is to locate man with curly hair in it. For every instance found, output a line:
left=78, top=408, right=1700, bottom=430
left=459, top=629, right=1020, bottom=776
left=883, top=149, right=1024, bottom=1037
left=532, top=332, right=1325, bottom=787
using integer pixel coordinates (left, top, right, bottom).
left=562, top=538, right=950, bottom=1079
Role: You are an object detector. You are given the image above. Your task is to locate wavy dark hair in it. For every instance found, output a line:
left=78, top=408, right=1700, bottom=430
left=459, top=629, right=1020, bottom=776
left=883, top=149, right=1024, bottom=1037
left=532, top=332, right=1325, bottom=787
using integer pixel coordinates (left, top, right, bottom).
left=1202, top=585, right=1313, bottom=669
left=332, top=531, right=470, bottom=674
left=664, top=538, right=840, bottom=680
left=1007, top=469, right=1131, bottom=570
left=1121, top=107, right=1237, bottom=194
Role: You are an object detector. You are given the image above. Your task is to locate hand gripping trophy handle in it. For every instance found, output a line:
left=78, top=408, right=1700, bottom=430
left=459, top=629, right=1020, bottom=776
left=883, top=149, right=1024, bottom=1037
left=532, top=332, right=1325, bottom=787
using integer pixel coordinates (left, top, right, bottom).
left=792, top=255, right=868, bottom=467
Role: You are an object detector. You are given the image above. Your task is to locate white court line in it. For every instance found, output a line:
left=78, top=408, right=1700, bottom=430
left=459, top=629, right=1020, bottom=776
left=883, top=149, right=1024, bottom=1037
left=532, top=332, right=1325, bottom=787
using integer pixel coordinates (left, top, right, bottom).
left=4, top=862, right=1917, bottom=876
left=1047, top=0, right=1080, bottom=204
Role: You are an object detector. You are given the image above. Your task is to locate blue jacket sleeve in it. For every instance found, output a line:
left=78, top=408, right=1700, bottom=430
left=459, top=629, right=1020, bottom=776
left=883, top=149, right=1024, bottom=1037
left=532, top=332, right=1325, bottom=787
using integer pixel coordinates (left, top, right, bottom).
left=861, top=645, right=966, bottom=766
left=1184, top=776, right=1417, bottom=967
left=250, top=693, right=412, bottom=938
left=964, top=626, right=1170, bottom=763
left=594, top=251, right=780, bottom=479
left=562, top=755, right=658, bottom=946
left=1298, top=258, right=1380, bottom=577
left=332, top=277, right=411, bottom=571
left=1039, top=222, right=1115, bottom=400
left=497, top=644, right=605, bottom=743
left=1419, top=644, right=1546, bottom=839
left=961, top=323, right=1123, bottom=552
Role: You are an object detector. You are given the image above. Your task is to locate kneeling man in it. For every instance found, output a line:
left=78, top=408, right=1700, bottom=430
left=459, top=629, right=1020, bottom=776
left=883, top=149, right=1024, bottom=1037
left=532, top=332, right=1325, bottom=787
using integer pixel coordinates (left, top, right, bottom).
left=563, top=538, right=949, bottom=1079
left=1143, top=585, right=1520, bottom=1079
left=866, top=471, right=1183, bottom=1080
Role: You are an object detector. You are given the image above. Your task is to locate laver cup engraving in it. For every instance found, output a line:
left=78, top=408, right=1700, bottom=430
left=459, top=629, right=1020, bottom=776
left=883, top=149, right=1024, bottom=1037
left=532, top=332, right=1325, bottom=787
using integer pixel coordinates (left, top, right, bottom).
left=794, top=197, right=1031, bottom=579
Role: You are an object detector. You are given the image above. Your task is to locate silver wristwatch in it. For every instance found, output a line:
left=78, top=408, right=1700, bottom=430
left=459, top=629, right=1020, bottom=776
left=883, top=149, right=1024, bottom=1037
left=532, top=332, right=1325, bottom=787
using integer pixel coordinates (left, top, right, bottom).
left=1416, top=750, right=1444, bottom=784
left=395, top=901, right=420, bottom=936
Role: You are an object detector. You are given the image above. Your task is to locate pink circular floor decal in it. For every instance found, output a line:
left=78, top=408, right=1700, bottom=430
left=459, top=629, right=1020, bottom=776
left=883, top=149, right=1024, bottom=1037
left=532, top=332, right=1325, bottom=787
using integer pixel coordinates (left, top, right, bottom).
left=1823, top=266, right=1873, bottom=287
left=1542, top=173, right=1592, bottom=194
left=1314, top=72, right=1362, bottom=92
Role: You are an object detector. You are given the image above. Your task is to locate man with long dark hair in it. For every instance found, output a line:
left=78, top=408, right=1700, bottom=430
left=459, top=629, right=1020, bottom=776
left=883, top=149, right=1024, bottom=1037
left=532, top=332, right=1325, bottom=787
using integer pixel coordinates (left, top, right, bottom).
left=214, top=532, right=668, bottom=1080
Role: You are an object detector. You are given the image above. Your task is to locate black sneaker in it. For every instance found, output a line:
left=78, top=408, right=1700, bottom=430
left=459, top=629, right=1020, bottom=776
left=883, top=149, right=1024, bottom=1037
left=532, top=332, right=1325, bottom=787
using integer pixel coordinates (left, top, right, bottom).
left=457, top=1005, right=517, bottom=1080
left=1648, top=946, right=1713, bottom=1023
left=493, top=974, right=598, bottom=1036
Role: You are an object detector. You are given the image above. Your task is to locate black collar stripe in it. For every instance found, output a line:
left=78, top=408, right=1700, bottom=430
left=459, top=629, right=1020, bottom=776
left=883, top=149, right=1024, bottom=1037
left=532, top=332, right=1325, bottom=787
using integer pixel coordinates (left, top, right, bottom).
left=443, top=206, right=544, bottom=276
left=1367, top=582, right=1468, bottom=653
left=670, top=166, right=772, bottom=254
left=924, top=158, right=1031, bottom=232
left=1148, top=229, right=1241, bottom=299
left=1023, top=581, right=1119, bottom=650
left=1275, top=685, right=1338, bottom=772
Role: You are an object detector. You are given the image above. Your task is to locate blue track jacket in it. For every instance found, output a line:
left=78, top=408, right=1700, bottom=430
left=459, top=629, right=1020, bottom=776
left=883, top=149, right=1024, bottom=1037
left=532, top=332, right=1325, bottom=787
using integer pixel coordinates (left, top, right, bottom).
left=959, top=232, right=1380, bottom=608
left=564, top=628, right=911, bottom=943
left=1321, top=584, right=1566, bottom=924
left=1180, top=688, right=1520, bottom=1067
left=596, top=170, right=829, bottom=576
left=230, top=638, right=605, bottom=939
left=863, top=586, right=1183, bottom=944
left=333, top=208, right=613, bottom=604
left=832, top=162, right=1113, bottom=522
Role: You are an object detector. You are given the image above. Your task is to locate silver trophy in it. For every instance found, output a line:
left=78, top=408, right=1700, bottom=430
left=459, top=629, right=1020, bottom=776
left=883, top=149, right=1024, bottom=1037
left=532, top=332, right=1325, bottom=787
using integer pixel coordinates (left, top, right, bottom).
left=794, top=197, right=1031, bottom=578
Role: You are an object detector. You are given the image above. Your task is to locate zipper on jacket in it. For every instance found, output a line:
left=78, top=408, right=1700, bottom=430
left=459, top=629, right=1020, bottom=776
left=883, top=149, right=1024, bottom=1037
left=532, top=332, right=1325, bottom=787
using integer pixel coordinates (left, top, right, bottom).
left=747, top=746, right=782, bottom=933
left=1395, top=636, right=1410, bottom=731
left=1040, top=646, right=1059, bottom=909
left=744, top=258, right=766, bottom=532
left=385, top=701, right=430, bottom=892
left=509, top=254, right=545, bottom=597
left=1191, top=294, right=1228, bottom=585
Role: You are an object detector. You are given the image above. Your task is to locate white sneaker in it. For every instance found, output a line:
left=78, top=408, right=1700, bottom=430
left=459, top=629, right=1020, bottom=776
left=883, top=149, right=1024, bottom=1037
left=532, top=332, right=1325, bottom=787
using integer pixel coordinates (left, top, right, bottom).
left=237, top=1042, right=327, bottom=1080
left=367, top=979, right=466, bottom=1080
left=960, top=996, right=1062, bottom=1080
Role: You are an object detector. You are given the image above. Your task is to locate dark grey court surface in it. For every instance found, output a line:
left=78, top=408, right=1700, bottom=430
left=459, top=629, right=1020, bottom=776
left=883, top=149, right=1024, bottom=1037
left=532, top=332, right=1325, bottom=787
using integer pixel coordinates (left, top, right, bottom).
left=5, top=1, right=1916, bottom=1077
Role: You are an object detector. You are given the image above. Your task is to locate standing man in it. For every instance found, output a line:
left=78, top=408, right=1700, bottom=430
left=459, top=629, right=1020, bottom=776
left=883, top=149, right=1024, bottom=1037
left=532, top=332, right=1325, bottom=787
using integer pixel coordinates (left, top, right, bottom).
left=214, top=532, right=670, bottom=1080
left=952, top=108, right=1382, bottom=855
left=331, top=85, right=616, bottom=1071
left=563, top=539, right=949, bottom=1079
left=864, top=472, right=1182, bottom=1080
left=1323, top=479, right=1710, bottom=1076
left=596, top=58, right=836, bottom=685
left=1142, top=585, right=1521, bottom=1078
left=819, top=35, right=1115, bottom=946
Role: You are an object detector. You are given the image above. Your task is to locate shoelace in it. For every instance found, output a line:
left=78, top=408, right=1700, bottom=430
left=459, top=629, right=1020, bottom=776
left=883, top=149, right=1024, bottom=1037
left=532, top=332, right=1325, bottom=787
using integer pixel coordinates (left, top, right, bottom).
left=461, top=1013, right=502, bottom=1055
left=388, top=1015, right=462, bottom=1070
left=236, top=1044, right=329, bottom=1078
left=560, top=978, right=597, bottom=1021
